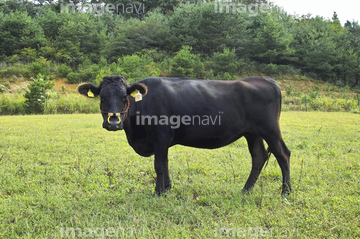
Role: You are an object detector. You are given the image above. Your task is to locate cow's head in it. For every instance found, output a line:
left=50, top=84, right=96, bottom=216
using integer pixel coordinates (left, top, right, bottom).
left=78, top=75, right=147, bottom=131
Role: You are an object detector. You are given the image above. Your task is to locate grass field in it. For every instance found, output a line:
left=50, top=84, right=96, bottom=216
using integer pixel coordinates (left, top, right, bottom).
left=0, top=112, right=359, bottom=238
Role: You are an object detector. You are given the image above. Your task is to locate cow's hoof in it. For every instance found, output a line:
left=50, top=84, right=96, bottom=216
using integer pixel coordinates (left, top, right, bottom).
left=241, top=187, right=253, bottom=194
left=154, top=187, right=171, bottom=196
left=154, top=190, right=168, bottom=197
left=281, top=186, right=292, bottom=198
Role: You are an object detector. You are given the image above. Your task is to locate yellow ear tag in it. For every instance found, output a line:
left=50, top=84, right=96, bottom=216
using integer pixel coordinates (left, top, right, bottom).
left=87, top=89, right=94, bottom=98
left=130, top=90, right=138, bottom=98
left=130, top=90, right=143, bottom=102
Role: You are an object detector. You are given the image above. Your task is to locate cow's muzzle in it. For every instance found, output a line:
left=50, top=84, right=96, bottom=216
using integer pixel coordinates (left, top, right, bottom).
left=102, top=99, right=130, bottom=131
left=103, top=113, right=124, bottom=131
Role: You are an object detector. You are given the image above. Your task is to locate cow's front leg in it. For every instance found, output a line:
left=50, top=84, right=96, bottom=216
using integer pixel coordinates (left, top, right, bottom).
left=153, top=141, right=171, bottom=195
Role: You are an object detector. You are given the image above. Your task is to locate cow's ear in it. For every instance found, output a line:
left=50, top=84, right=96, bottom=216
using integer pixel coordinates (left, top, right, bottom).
left=78, top=83, right=100, bottom=98
left=127, top=83, right=148, bottom=97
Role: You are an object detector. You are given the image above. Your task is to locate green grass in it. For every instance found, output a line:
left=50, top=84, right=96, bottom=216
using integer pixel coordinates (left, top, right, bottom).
left=0, top=112, right=359, bottom=238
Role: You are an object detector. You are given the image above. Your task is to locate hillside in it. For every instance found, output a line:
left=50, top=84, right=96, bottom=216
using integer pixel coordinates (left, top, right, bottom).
left=1, top=2, right=360, bottom=90
left=2, top=75, right=358, bottom=95
left=1, top=75, right=359, bottom=115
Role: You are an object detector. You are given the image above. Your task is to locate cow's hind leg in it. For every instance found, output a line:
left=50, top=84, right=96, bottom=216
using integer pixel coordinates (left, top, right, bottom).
left=242, top=133, right=269, bottom=193
left=262, top=132, right=291, bottom=197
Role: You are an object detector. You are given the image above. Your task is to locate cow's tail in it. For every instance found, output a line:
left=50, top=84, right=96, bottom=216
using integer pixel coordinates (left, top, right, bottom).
left=264, top=147, right=272, bottom=169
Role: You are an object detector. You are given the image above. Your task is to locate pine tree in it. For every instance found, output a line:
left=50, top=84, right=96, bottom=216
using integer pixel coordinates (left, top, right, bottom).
left=24, top=75, right=54, bottom=114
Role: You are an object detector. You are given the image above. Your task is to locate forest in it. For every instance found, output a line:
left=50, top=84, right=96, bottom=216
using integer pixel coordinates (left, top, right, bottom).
left=1, top=0, right=360, bottom=87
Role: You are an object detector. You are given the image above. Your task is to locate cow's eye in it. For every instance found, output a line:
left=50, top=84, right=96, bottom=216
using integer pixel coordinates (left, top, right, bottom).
left=122, top=96, right=128, bottom=102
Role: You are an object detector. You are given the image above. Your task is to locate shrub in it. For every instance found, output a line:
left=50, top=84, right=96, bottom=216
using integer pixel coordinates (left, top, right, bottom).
left=263, top=64, right=278, bottom=75
left=9, top=54, right=20, bottom=63
left=108, top=53, right=161, bottom=82
left=205, top=69, right=215, bottom=80
left=170, top=46, right=205, bottom=78
left=312, top=86, right=320, bottom=91
left=71, top=64, right=100, bottom=84
left=74, top=64, right=100, bottom=83
left=285, top=84, right=294, bottom=95
left=95, top=68, right=113, bottom=85
left=0, top=63, right=29, bottom=78
left=20, top=48, right=37, bottom=63
left=263, top=64, right=298, bottom=76
left=0, top=93, right=25, bottom=115
left=301, top=95, right=312, bottom=104
left=283, top=96, right=301, bottom=105
left=309, top=98, right=322, bottom=111
left=57, top=64, right=72, bottom=78
left=116, top=54, right=149, bottom=81
left=24, top=74, right=54, bottom=114
left=305, top=97, right=354, bottom=112
left=337, top=98, right=352, bottom=111
left=0, top=84, right=7, bottom=93
left=46, top=94, right=99, bottom=114
left=309, top=91, right=320, bottom=99
left=222, top=72, right=237, bottom=81
left=212, top=48, right=238, bottom=76
left=26, top=57, right=51, bottom=78
left=292, top=90, right=302, bottom=97
left=66, top=72, right=79, bottom=84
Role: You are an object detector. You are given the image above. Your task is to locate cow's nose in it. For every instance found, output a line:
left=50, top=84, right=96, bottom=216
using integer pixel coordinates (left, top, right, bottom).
left=103, top=113, right=123, bottom=131
left=107, top=113, right=121, bottom=125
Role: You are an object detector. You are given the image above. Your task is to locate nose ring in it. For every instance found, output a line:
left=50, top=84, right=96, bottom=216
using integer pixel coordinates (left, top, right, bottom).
left=107, top=113, right=121, bottom=125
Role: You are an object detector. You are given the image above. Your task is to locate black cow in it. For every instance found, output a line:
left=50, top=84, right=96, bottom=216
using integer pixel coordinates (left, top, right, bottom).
left=78, top=75, right=291, bottom=196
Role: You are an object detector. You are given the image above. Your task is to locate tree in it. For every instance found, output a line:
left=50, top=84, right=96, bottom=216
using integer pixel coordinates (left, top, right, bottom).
left=0, top=11, right=47, bottom=57
left=212, top=48, right=238, bottom=76
left=167, top=3, right=250, bottom=56
left=291, top=16, right=340, bottom=80
left=170, top=46, right=205, bottom=78
left=250, top=13, right=294, bottom=64
left=0, top=0, right=38, bottom=17
left=53, top=14, right=105, bottom=66
left=103, top=12, right=169, bottom=62
left=24, top=75, right=54, bottom=114
left=35, top=6, right=64, bottom=41
left=331, top=11, right=342, bottom=33
left=342, top=21, right=360, bottom=86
